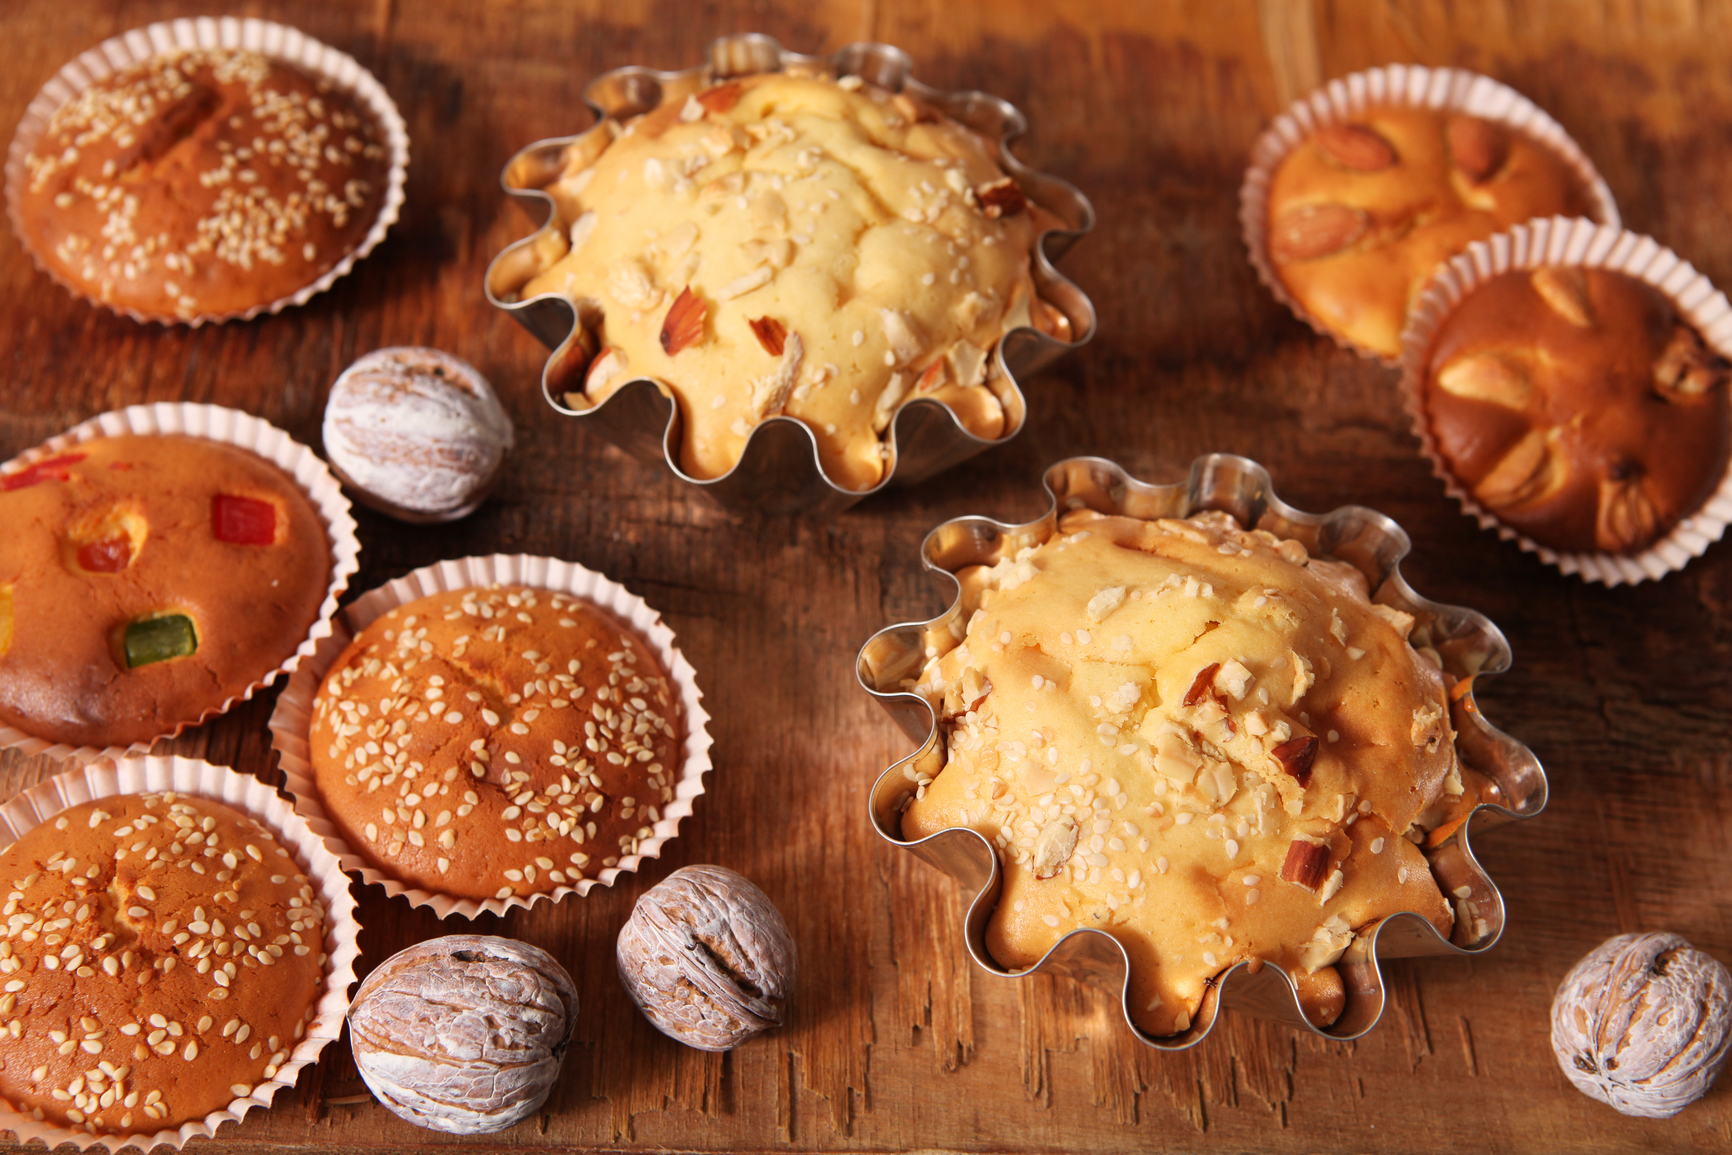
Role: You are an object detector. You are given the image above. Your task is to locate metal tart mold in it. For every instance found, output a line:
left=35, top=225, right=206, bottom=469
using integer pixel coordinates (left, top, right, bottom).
left=484, top=33, right=1096, bottom=517
left=855, top=454, right=1547, bottom=1048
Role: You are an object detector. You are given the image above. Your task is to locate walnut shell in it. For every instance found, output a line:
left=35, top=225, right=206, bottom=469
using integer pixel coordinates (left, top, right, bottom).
left=346, top=934, right=577, bottom=1133
left=1551, top=932, right=1732, bottom=1118
left=322, top=347, right=514, bottom=523
left=616, top=865, right=794, bottom=1051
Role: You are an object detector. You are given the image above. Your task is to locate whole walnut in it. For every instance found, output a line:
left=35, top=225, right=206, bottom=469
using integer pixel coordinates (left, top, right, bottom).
left=1552, top=931, right=1732, bottom=1118
left=347, top=935, right=578, bottom=1133
left=617, top=865, right=795, bottom=1051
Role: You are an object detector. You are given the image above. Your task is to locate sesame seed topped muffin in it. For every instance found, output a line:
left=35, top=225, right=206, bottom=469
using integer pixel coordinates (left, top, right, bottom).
left=13, top=46, right=392, bottom=322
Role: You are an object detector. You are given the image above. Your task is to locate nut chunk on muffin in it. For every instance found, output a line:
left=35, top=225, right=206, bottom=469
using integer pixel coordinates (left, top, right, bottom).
left=308, top=585, right=683, bottom=901
left=15, top=47, right=390, bottom=320
left=1266, top=108, right=1595, bottom=357
left=1420, top=267, right=1732, bottom=556
left=517, top=71, right=1071, bottom=490
left=0, top=793, right=327, bottom=1135
left=900, top=509, right=1491, bottom=1036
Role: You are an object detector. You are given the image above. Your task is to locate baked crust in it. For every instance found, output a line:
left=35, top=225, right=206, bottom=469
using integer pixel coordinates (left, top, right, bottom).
left=0, top=793, right=326, bottom=1134
left=16, top=48, right=389, bottom=320
left=308, top=585, right=682, bottom=901
left=1266, top=108, right=1594, bottom=358
left=0, top=434, right=330, bottom=748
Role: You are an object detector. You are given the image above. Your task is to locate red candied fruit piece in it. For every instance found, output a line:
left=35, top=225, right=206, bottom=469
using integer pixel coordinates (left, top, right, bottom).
left=2, top=453, right=88, bottom=491
left=77, top=536, right=133, bottom=573
left=211, top=494, right=277, bottom=544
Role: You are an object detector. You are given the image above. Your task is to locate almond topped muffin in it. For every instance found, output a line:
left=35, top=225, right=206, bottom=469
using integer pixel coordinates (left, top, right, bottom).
left=518, top=71, right=1072, bottom=490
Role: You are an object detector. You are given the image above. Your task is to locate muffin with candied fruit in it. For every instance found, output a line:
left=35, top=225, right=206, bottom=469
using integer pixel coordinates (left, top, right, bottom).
left=513, top=70, right=1074, bottom=491
left=900, top=507, right=1494, bottom=1036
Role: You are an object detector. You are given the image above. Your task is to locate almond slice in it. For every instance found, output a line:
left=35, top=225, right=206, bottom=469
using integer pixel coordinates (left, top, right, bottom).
left=1280, top=838, right=1331, bottom=890
left=1271, top=734, right=1318, bottom=788
left=914, top=360, right=949, bottom=393
left=1435, top=352, right=1533, bottom=411
left=1596, top=469, right=1662, bottom=553
left=747, top=316, right=787, bottom=357
left=1475, top=427, right=1567, bottom=510
left=1184, top=663, right=1222, bottom=708
left=1446, top=115, right=1509, bottom=183
left=976, top=177, right=1027, bottom=219
left=1269, top=203, right=1369, bottom=263
left=659, top=286, right=707, bottom=356
left=1314, top=123, right=1396, bottom=171
left=1031, top=818, right=1079, bottom=880
left=1530, top=267, right=1594, bottom=328
left=696, top=82, right=744, bottom=113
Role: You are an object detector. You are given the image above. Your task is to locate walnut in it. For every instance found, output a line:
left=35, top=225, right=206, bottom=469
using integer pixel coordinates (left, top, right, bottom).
left=1551, top=932, right=1732, bottom=1118
left=616, top=865, right=795, bottom=1051
left=347, top=935, right=578, bottom=1133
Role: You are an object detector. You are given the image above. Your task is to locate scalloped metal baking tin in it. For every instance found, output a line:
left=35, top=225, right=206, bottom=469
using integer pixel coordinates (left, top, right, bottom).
left=483, top=33, right=1096, bottom=517
left=855, top=454, right=1547, bottom=1049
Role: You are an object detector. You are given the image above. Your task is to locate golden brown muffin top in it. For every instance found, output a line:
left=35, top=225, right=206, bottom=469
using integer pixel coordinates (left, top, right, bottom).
left=18, top=48, right=389, bottom=320
left=309, top=585, right=682, bottom=901
left=0, top=793, right=326, bottom=1135
left=0, top=434, right=330, bottom=749
left=902, top=509, right=1481, bottom=1036
left=1267, top=108, right=1594, bottom=358
left=1423, top=268, right=1731, bottom=555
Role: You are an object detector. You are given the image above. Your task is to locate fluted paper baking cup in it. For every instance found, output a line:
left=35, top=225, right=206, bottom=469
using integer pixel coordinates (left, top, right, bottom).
left=1241, top=64, right=1619, bottom=363
left=0, top=755, right=360, bottom=1152
left=269, top=554, right=711, bottom=920
left=1397, top=216, right=1732, bottom=586
left=5, top=15, right=409, bottom=327
left=0, top=402, right=361, bottom=764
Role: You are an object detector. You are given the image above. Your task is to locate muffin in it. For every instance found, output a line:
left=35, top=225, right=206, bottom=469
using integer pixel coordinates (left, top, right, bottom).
left=899, top=507, right=1492, bottom=1036
left=1419, top=266, right=1731, bottom=556
left=515, top=70, right=1072, bottom=491
left=0, top=433, right=332, bottom=749
left=13, top=45, right=391, bottom=321
left=0, top=792, right=327, bottom=1135
left=1264, top=105, right=1597, bottom=358
left=307, top=584, right=684, bottom=901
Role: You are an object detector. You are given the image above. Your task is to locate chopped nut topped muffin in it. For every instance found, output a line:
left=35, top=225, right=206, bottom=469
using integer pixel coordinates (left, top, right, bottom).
left=1266, top=108, right=1596, bottom=358
left=517, top=71, right=1071, bottom=490
left=1420, top=267, right=1731, bottom=555
left=901, top=508, right=1493, bottom=1036
left=14, top=47, right=391, bottom=321
left=308, top=585, right=683, bottom=902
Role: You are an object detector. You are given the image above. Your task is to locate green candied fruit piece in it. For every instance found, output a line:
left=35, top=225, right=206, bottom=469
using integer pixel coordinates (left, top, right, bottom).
left=125, top=614, right=197, bottom=668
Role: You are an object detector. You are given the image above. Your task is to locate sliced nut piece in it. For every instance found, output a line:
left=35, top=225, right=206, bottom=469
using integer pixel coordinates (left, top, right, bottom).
left=1269, top=203, right=1370, bottom=263
left=1031, top=817, right=1079, bottom=880
left=1475, top=427, right=1569, bottom=510
left=1280, top=838, right=1331, bottom=890
left=914, top=359, right=949, bottom=393
left=976, top=177, right=1027, bottom=219
left=695, top=82, right=745, bottom=113
left=747, top=316, right=787, bottom=357
left=1183, top=662, right=1222, bottom=708
left=1271, top=734, right=1319, bottom=788
left=1446, top=115, right=1509, bottom=182
left=1435, top=352, right=1534, bottom=411
left=585, top=346, right=628, bottom=393
left=1652, top=324, right=1730, bottom=400
left=1596, top=469, right=1663, bottom=553
left=1531, top=267, right=1594, bottom=328
left=659, top=286, right=707, bottom=355
left=1313, top=123, right=1396, bottom=171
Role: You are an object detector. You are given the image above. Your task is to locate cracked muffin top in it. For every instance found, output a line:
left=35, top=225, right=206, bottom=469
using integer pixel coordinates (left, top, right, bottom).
left=518, top=71, right=1072, bottom=491
left=900, top=507, right=1490, bottom=1036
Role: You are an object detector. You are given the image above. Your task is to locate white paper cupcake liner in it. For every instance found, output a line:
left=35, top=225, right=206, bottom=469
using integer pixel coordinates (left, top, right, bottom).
left=5, top=15, right=409, bottom=327
left=1397, top=215, right=1732, bottom=585
left=1240, top=64, right=1619, bottom=363
left=269, top=554, right=712, bottom=920
left=0, top=755, right=360, bottom=1152
left=0, top=402, right=362, bottom=762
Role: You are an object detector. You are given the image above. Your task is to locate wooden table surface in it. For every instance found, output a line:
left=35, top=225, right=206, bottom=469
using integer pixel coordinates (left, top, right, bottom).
left=5, top=0, right=1732, bottom=1151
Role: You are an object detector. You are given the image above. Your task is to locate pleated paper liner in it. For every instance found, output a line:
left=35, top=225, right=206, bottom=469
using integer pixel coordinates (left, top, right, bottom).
left=269, top=554, right=712, bottom=920
left=0, top=755, right=360, bottom=1151
left=1397, top=216, right=1732, bottom=585
left=1240, top=64, right=1619, bottom=363
left=0, top=402, right=361, bottom=764
left=4, top=15, right=409, bottom=326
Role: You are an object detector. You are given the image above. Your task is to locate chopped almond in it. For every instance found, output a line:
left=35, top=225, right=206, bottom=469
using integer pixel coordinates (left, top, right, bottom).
left=1280, top=839, right=1330, bottom=890
left=696, top=82, right=744, bottom=113
left=1184, top=663, right=1222, bottom=708
left=747, top=316, right=787, bottom=357
left=976, top=177, right=1027, bottom=219
left=659, top=286, right=707, bottom=356
left=1271, top=734, right=1318, bottom=788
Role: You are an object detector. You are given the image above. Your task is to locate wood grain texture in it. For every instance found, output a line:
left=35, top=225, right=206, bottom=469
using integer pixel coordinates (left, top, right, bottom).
left=4, top=0, right=1732, bottom=1150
